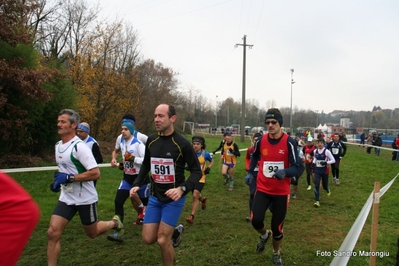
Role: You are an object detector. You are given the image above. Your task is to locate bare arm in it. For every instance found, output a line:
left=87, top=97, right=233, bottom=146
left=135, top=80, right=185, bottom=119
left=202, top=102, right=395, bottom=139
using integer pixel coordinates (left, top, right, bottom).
left=111, top=148, right=120, bottom=167
left=74, top=167, right=101, bottom=181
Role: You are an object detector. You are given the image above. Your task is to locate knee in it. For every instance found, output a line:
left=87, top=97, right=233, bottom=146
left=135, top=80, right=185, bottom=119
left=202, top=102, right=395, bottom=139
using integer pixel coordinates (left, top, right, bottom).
left=142, top=232, right=157, bottom=245
left=251, top=218, right=264, bottom=230
left=192, top=190, right=200, bottom=199
left=47, top=225, right=61, bottom=241
left=154, top=234, right=169, bottom=248
left=115, top=197, right=125, bottom=206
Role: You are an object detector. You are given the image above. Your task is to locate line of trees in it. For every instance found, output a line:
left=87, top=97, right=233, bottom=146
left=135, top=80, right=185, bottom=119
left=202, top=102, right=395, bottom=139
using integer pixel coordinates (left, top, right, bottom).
left=1, top=0, right=398, bottom=163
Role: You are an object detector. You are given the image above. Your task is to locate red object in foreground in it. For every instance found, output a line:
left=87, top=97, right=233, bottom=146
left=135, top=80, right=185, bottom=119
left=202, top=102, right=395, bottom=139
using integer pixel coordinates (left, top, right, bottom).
left=0, top=171, right=40, bottom=266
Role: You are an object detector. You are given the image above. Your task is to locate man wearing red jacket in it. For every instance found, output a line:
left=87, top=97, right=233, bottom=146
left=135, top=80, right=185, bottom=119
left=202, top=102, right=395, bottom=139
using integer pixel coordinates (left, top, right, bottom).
left=248, top=108, right=303, bottom=265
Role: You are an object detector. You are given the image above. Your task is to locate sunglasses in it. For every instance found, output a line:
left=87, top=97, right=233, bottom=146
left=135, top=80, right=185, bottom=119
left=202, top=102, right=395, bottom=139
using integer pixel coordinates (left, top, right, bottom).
left=265, top=120, right=278, bottom=125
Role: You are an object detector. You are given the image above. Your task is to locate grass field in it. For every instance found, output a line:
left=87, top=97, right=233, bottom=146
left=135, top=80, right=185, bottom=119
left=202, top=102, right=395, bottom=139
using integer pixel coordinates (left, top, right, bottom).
left=10, top=134, right=399, bottom=266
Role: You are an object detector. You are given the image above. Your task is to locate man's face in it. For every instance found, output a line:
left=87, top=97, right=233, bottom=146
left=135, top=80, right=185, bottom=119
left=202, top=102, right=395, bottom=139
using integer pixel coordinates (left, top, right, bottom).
left=121, top=126, right=132, bottom=140
left=57, top=114, right=75, bottom=136
left=154, top=105, right=175, bottom=133
left=317, top=141, right=324, bottom=149
left=264, top=119, right=280, bottom=134
left=334, top=135, right=339, bottom=142
left=76, top=129, right=88, bottom=140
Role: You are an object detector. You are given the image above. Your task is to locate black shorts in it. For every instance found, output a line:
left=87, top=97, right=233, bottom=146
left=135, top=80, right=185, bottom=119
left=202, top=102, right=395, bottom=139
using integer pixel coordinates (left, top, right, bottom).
left=193, top=182, right=205, bottom=193
left=52, top=201, right=98, bottom=226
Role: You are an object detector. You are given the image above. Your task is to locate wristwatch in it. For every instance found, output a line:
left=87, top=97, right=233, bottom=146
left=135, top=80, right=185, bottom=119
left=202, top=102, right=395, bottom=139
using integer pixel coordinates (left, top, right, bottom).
left=180, top=185, right=186, bottom=193
left=69, top=175, right=75, bottom=182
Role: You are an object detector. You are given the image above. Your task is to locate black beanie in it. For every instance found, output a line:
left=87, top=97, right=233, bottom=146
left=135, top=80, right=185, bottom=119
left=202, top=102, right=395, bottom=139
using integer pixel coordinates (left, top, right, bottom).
left=265, top=109, right=283, bottom=126
left=253, top=133, right=262, bottom=138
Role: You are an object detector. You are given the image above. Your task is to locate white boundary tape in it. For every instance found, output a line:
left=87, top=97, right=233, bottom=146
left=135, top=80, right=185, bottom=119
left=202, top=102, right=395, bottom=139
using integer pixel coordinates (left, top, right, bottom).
left=330, top=174, right=399, bottom=266
left=1, top=163, right=111, bottom=173
left=1, top=149, right=249, bottom=174
left=345, top=139, right=399, bottom=152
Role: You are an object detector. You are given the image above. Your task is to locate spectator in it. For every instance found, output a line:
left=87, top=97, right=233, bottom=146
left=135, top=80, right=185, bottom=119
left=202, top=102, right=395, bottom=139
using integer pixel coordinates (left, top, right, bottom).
left=374, top=133, right=382, bottom=156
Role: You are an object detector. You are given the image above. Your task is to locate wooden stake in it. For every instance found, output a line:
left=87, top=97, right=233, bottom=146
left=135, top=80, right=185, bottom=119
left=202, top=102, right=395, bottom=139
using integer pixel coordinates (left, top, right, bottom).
left=369, top=182, right=380, bottom=266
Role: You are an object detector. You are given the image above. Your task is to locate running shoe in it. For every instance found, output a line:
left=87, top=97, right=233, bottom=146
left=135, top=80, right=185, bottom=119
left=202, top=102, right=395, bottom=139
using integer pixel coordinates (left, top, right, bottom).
left=327, top=189, right=331, bottom=196
left=112, top=215, right=124, bottom=232
left=137, top=206, right=145, bottom=220
left=133, top=217, right=143, bottom=225
left=172, top=224, right=184, bottom=248
left=133, top=206, right=145, bottom=225
left=332, top=177, right=337, bottom=184
left=228, top=187, right=233, bottom=191
left=292, top=193, right=297, bottom=199
left=314, top=201, right=320, bottom=207
left=245, top=216, right=252, bottom=222
left=336, top=179, right=340, bottom=185
left=256, top=230, right=271, bottom=253
left=107, top=230, right=124, bottom=242
left=272, top=250, right=283, bottom=265
left=186, top=215, right=194, bottom=224
left=201, top=197, right=207, bottom=210
left=307, top=185, right=312, bottom=191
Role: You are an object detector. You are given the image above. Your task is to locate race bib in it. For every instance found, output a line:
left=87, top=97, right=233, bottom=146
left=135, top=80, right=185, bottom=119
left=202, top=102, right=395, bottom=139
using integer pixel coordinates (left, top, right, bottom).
left=262, top=161, right=284, bottom=178
left=123, top=161, right=137, bottom=175
left=332, top=148, right=339, bottom=155
left=63, top=183, right=73, bottom=193
left=316, top=160, right=325, bottom=167
left=150, top=157, right=175, bottom=184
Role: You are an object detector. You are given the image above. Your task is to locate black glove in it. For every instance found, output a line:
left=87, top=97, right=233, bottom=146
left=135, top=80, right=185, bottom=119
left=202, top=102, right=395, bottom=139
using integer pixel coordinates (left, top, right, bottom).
left=228, top=148, right=234, bottom=154
left=212, top=151, right=216, bottom=155
left=118, top=162, right=124, bottom=170
left=310, top=163, right=315, bottom=169
left=273, top=169, right=286, bottom=180
left=320, top=161, right=327, bottom=166
left=204, top=167, right=210, bottom=175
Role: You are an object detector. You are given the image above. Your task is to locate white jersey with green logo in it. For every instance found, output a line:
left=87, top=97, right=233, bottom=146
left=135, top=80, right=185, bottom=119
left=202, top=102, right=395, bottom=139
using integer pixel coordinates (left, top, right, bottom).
left=55, top=136, right=98, bottom=205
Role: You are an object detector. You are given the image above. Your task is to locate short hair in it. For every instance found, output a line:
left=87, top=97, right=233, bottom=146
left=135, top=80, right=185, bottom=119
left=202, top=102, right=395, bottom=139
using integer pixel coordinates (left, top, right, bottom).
left=122, top=113, right=136, bottom=122
left=59, top=109, right=80, bottom=124
left=167, top=104, right=176, bottom=118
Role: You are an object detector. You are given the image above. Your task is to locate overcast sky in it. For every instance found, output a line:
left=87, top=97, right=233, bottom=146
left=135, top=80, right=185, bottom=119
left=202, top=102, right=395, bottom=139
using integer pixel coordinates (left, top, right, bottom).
left=96, top=0, right=399, bottom=114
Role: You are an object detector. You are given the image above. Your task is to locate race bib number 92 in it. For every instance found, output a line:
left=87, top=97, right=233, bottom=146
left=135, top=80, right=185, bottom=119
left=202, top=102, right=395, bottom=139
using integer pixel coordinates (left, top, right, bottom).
left=263, top=161, right=284, bottom=178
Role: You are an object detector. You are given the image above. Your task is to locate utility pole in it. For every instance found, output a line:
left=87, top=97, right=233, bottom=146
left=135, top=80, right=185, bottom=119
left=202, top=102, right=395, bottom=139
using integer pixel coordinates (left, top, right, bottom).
left=289, top=69, right=295, bottom=134
left=235, top=35, right=253, bottom=142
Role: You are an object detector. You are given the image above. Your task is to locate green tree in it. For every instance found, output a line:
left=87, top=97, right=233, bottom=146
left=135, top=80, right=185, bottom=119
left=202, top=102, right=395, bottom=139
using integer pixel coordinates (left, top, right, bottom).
left=0, top=0, right=67, bottom=159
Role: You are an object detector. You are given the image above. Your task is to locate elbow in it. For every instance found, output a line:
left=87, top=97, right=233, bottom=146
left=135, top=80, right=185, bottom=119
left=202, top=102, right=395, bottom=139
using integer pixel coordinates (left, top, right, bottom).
left=93, top=168, right=101, bottom=180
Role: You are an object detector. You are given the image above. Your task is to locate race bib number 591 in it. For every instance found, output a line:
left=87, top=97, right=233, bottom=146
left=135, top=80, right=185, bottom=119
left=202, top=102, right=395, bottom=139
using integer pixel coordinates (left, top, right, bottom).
left=151, top=157, right=175, bottom=184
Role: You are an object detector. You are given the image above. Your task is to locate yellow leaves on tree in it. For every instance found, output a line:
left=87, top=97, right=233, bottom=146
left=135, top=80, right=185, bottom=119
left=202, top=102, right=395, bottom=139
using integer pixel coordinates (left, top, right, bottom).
left=69, top=22, right=142, bottom=140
